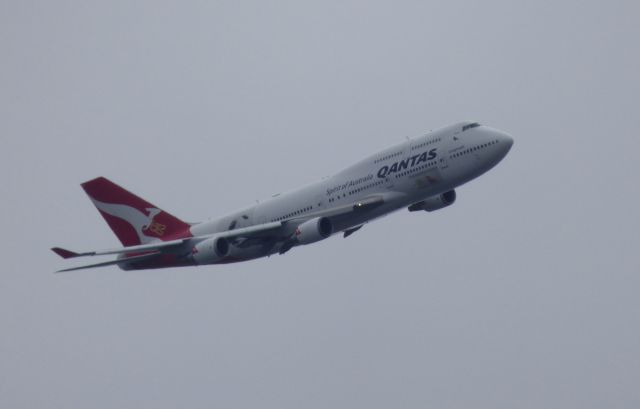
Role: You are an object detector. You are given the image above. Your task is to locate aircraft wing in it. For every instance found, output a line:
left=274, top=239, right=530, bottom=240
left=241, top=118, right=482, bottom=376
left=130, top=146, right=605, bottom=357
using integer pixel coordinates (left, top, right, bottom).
left=51, top=222, right=285, bottom=259
left=52, top=238, right=188, bottom=258
left=52, top=195, right=389, bottom=269
left=224, top=194, right=388, bottom=245
left=55, top=252, right=161, bottom=273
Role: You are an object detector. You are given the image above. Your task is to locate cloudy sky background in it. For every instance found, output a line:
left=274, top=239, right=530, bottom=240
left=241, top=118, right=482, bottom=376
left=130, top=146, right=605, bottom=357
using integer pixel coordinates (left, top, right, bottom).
left=1, top=1, right=639, bottom=408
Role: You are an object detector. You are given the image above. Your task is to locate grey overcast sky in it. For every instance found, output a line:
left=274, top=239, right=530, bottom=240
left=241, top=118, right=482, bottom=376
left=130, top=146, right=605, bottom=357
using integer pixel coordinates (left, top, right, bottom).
left=1, top=0, right=639, bottom=408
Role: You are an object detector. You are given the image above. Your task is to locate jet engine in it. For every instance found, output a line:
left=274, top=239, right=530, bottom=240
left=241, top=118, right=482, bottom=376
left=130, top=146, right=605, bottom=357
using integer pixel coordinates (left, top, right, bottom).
left=294, top=217, right=333, bottom=245
left=408, top=190, right=456, bottom=212
left=191, top=236, right=230, bottom=264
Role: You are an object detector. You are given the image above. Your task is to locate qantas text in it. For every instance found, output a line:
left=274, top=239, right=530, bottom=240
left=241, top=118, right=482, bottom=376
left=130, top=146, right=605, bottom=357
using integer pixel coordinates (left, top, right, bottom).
left=377, top=149, right=437, bottom=178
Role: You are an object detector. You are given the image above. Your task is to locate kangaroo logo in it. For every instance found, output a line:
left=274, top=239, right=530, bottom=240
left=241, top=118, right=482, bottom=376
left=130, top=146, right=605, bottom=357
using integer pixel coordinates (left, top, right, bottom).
left=91, top=199, right=165, bottom=243
left=147, top=220, right=166, bottom=236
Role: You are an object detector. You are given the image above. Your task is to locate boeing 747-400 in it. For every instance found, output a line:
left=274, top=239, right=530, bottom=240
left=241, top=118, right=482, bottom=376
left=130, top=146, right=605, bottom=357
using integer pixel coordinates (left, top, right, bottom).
left=52, top=121, right=513, bottom=272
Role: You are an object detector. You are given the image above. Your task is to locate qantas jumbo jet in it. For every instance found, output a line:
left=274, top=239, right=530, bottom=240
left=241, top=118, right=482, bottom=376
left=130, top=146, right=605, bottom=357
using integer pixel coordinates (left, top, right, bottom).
left=52, top=121, right=513, bottom=272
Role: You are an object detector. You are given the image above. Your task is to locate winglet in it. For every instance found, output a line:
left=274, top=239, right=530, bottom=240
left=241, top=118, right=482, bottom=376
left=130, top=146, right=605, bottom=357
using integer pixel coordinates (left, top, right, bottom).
left=51, top=247, right=80, bottom=259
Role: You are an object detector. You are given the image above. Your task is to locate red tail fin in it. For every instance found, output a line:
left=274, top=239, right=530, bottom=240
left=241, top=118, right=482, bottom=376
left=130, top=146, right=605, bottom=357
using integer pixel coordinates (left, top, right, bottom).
left=81, top=177, right=192, bottom=246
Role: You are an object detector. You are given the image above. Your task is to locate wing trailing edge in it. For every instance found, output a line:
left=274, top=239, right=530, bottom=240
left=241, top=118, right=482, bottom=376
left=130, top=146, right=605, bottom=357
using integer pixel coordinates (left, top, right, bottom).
left=51, top=238, right=189, bottom=259
left=55, top=252, right=160, bottom=273
left=52, top=222, right=285, bottom=261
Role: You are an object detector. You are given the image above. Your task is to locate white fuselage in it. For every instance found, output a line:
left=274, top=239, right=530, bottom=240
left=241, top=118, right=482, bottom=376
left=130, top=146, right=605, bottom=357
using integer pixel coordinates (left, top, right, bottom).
left=189, top=121, right=513, bottom=262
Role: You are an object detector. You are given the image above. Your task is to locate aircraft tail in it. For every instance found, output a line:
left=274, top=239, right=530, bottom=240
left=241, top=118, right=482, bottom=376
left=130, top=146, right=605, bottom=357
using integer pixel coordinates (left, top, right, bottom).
left=81, top=177, right=192, bottom=246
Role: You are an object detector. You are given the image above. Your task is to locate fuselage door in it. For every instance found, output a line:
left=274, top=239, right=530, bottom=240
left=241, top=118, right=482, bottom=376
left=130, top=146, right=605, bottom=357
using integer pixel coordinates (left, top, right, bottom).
left=438, top=138, right=451, bottom=171
left=439, top=154, right=449, bottom=170
left=315, top=192, right=325, bottom=210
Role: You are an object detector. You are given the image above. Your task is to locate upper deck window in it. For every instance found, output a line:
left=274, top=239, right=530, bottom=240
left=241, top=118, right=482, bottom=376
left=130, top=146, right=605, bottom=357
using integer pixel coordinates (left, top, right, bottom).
left=462, top=122, right=480, bottom=132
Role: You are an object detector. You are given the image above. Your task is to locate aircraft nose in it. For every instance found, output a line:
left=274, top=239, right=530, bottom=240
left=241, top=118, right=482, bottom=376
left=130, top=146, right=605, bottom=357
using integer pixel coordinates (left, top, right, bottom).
left=498, top=132, right=514, bottom=156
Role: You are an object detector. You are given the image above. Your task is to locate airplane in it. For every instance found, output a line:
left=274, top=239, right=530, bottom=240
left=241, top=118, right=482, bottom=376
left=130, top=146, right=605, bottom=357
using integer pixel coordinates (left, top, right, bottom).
left=52, top=121, right=513, bottom=272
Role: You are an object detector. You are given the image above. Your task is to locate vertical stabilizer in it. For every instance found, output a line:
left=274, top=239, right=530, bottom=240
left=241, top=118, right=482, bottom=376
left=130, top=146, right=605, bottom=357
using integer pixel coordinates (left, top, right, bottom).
left=81, top=177, right=191, bottom=246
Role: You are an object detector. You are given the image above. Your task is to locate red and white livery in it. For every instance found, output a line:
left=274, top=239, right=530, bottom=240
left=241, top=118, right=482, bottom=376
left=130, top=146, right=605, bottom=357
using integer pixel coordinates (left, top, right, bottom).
left=53, top=122, right=513, bottom=272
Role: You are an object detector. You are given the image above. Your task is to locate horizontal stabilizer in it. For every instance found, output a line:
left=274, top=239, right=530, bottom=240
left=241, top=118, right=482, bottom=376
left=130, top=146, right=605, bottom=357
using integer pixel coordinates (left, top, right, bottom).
left=51, top=247, right=81, bottom=259
left=55, top=252, right=160, bottom=273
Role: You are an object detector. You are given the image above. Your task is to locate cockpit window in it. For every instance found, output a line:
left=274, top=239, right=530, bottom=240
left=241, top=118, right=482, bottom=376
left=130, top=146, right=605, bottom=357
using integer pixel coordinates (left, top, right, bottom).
left=462, top=122, right=480, bottom=131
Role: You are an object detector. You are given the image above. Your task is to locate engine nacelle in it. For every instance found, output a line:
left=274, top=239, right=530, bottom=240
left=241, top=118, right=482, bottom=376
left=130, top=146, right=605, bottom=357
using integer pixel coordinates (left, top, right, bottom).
left=294, top=217, right=333, bottom=245
left=191, top=237, right=230, bottom=264
left=408, top=190, right=456, bottom=212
